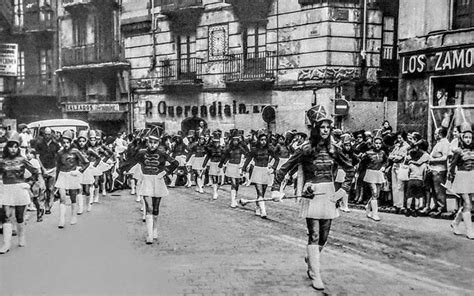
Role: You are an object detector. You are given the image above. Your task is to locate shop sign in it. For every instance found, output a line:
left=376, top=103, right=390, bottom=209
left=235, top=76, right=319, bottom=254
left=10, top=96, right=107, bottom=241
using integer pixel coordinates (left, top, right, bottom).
left=334, top=98, right=349, bottom=116
left=0, top=44, right=18, bottom=77
left=64, top=103, right=120, bottom=112
left=401, top=46, right=474, bottom=76
left=145, top=100, right=267, bottom=118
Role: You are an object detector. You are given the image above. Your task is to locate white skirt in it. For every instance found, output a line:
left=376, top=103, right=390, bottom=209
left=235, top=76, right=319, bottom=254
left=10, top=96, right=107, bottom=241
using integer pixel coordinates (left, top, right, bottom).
left=335, top=169, right=346, bottom=183
left=138, top=174, right=169, bottom=197
left=192, top=156, right=205, bottom=170
left=300, top=182, right=338, bottom=219
left=225, top=163, right=241, bottom=179
left=81, top=164, right=97, bottom=185
left=452, top=170, right=474, bottom=194
left=55, top=171, right=82, bottom=190
left=276, top=158, right=289, bottom=171
left=175, top=155, right=187, bottom=167
left=97, top=160, right=111, bottom=173
left=0, top=183, right=31, bottom=206
left=250, top=166, right=271, bottom=185
left=363, top=169, right=386, bottom=184
left=208, top=161, right=220, bottom=176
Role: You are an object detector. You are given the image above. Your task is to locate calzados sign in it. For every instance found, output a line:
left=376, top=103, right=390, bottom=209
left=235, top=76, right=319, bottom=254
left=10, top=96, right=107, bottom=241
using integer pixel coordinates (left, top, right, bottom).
left=401, top=47, right=474, bottom=76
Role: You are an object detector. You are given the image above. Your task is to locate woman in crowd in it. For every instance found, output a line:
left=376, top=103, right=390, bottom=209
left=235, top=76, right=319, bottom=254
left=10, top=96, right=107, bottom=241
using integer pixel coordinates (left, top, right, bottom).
left=243, top=133, right=278, bottom=218
left=219, top=132, right=248, bottom=208
left=25, top=148, right=46, bottom=222
left=388, top=132, right=410, bottom=213
left=361, top=135, right=388, bottom=221
left=271, top=105, right=350, bottom=290
left=449, top=123, right=474, bottom=240
left=135, top=129, right=178, bottom=244
left=405, top=140, right=430, bottom=216
left=0, top=131, right=38, bottom=254
left=202, top=133, right=224, bottom=200
left=55, top=130, right=89, bottom=229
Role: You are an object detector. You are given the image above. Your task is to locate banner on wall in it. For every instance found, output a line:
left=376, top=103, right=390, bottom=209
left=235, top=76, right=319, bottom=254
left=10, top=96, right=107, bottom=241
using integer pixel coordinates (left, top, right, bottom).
left=0, top=43, right=18, bottom=77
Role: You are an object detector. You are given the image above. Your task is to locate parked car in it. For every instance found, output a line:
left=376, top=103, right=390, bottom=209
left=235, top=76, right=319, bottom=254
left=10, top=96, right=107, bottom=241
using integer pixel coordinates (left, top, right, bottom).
left=27, top=119, right=90, bottom=139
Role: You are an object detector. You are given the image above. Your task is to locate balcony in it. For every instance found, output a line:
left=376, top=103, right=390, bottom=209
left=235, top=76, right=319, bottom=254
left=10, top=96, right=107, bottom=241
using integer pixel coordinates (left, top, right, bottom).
left=224, top=52, right=276, bottom=89
left=14, top=74, right=55, bottom=97
left=13, top=12, right=56, bottom=34
left=159, top=57, right=203, bottom=91
left=156, top=0, right=204, bottom=33
left=0, top=1, right=14, bottom=28
left=226, top=0, right=273, bottom=23
left=63, top=0, right=119, bottom=13
left=61, top=41, right=125, bottom=67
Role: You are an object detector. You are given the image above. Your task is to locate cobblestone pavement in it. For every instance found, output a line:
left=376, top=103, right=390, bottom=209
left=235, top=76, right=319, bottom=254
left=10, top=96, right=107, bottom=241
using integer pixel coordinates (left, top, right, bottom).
left=1, top=184, right=473, bottom=295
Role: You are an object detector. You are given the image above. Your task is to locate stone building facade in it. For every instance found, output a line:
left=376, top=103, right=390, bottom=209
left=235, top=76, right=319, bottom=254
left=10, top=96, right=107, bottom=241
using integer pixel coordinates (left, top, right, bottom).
left=124, top=0, right=398, bottom=134
left=398, top=0, right=474, bottom=143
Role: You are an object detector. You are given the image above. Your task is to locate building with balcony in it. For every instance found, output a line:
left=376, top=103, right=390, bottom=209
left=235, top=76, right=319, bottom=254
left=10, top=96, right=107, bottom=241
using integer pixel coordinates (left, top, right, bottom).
left=397, top=0, right=474, bottom=143
left=57, top=0, right=131, bottom=135
left=123, top=0, right=399, bottom=134
left=0, top=0, right=62, bottom=125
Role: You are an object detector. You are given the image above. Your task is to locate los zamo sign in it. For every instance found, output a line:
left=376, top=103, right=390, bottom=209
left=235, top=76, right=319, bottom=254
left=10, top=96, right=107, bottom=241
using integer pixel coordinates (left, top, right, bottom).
left=401, top=46, right=474, bottom=76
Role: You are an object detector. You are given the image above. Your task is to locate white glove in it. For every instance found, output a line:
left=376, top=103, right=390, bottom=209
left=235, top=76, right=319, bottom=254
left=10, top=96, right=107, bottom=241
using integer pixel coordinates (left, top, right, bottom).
left=157, top=171, right=166, bottom=179
left=271, top=191, right=284, bottom=202
left=21, top=183, right=31, bottom=190
left=267, top=167, right=274, bottom=174
left=330, top=188, right=347, bottom=203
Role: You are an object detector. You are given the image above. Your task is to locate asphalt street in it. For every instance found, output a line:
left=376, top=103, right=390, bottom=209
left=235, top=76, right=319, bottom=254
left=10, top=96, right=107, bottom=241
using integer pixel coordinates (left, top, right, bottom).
left=1, top=184, right=473, bottom=295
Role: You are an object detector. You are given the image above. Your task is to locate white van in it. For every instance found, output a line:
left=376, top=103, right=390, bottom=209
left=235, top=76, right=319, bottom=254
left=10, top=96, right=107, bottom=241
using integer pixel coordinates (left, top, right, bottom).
left=27, top=119, right=90, bottom=138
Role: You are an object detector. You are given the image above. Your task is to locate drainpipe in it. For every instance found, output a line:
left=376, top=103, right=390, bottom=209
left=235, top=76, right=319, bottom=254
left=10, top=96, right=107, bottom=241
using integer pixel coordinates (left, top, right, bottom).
left=361, top=0, right=367, bottom=61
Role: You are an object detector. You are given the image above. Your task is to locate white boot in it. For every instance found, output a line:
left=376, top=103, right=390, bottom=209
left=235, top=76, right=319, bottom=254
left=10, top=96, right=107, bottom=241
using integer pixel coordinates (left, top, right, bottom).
left=462, top=212, right=474, bottom=240
left=307, top=245, right=324, bottom=290
left=130, top=179, right=136, bottom=195
left=451, top=208, right=463, bottom=235
left=145, top=215, right=153, bottom=244
left=185, top=174, right=192, bottom=188
left=70, top=204, right=77, bottom=225
left=169, top=175, right=177, bottom=188
left=77, top=194, right=84, bottom=215
left=17, top=222, right=26, bottom=247
left=370, top=199, right=381, bottom=221
left=258, top=200, right=267, bottom=218
left=102, top=183, right=107, bottom=196
left=58, top=204, right=66, bottom=229
left=87, top=191, right=93, bottom=212
left=93, top=188, right=100, bottom=203
left=0, top=223, right=12, bottom=254
left=230, top=190, right=238, bottom=208
left=365, top=201, right=372, bottom=219
left=212, top=184, right=218, bottom=200
left=153, top=215, right=159, bottom=240
left=196, top=176, right=204, bottom=193
left=341, top=193, right=351, bottom=212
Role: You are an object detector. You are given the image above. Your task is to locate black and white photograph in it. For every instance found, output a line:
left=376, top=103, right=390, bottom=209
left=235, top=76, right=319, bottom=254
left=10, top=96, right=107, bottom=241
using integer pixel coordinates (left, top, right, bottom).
left=0, top=0, right=473, bottom=294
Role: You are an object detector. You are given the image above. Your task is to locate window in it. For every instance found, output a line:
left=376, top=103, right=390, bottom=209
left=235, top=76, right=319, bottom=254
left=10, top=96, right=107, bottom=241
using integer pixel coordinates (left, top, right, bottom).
left=299, top=0, right=359, bottom=5
left=39, top=49, right=52, bottom=85
left=242, top=23, right=266, bottom=56
left=14, top=0, right=24, bottom=27
left=175, top=34, right=197, bottom=79
left=382, top=16, right=395, bottom=60
left=453, top=0, right=474, bottom=29
left=72, top=17, right=87, bottom=46
left=17, top=50, right=25, bottom=89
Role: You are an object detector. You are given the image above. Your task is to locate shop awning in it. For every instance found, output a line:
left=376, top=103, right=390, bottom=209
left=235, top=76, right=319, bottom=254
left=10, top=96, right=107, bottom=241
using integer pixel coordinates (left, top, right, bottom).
left=88, top=111, right=126, bottom=122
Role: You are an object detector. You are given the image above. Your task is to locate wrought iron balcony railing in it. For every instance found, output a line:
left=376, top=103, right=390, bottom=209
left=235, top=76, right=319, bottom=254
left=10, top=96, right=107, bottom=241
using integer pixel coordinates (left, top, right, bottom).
left=61, top=41, right=124, bottom=67
left=224, top=52, right=276, bottom=82
left=159, top=57, right=203, bottom=85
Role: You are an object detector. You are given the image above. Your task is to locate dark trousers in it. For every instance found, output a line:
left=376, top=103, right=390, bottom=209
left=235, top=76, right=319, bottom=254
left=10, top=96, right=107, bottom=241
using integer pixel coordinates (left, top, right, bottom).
left=426, top=170, right=447, bottom=212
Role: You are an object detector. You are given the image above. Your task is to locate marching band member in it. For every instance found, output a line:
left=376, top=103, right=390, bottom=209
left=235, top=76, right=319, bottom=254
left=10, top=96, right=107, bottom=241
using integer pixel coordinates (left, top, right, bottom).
left=243, top=132, right=278, bottom=218
left=449, top=123, right=474, bottom=239
left=186, top=135, right=207, bottom=194
left=202, top=133, right=224, bottom=200
left=271, top=105, right=350, bottom=291
left=0, top=131, right=39, bottom=254
left=361, top=135, right=388, bottom=221
left=169, top=135, right=188, bottom=188
left=334, top=134, right=359, bottom=212
left=55, top=130, right=89, bottom=229
left=135, top=129, right=178, bottom=244
left=75, top=130, right=100, bottom=213
left=219, top=131, right=248, bottom=208
left=271, top=134, right=292, bottom=193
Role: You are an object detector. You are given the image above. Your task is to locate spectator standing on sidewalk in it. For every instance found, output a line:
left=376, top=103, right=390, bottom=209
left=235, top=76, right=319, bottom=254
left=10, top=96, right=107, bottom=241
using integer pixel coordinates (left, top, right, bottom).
left=423, top=127, right=450, bottom=217
left=388, top=132, right=410, bottom=213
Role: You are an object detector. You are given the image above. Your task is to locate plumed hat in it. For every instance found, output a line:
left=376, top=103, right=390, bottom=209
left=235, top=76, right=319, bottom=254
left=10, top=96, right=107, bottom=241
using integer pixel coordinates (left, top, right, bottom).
left=148, top=127, right=161, bottom=141
left=62, top=130, right=74, bottom=141
left=461, top=122, right=473, bottom=134
left=77, top=130, right=89, bottom=140
left=7, top=131, right=20, bottom=145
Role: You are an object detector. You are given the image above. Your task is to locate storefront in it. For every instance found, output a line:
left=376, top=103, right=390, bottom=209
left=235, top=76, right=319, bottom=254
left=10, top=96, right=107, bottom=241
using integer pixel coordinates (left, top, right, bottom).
left=399, top=44, right=474, bottom=145
left=62, top=102, right=130, bottom=136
